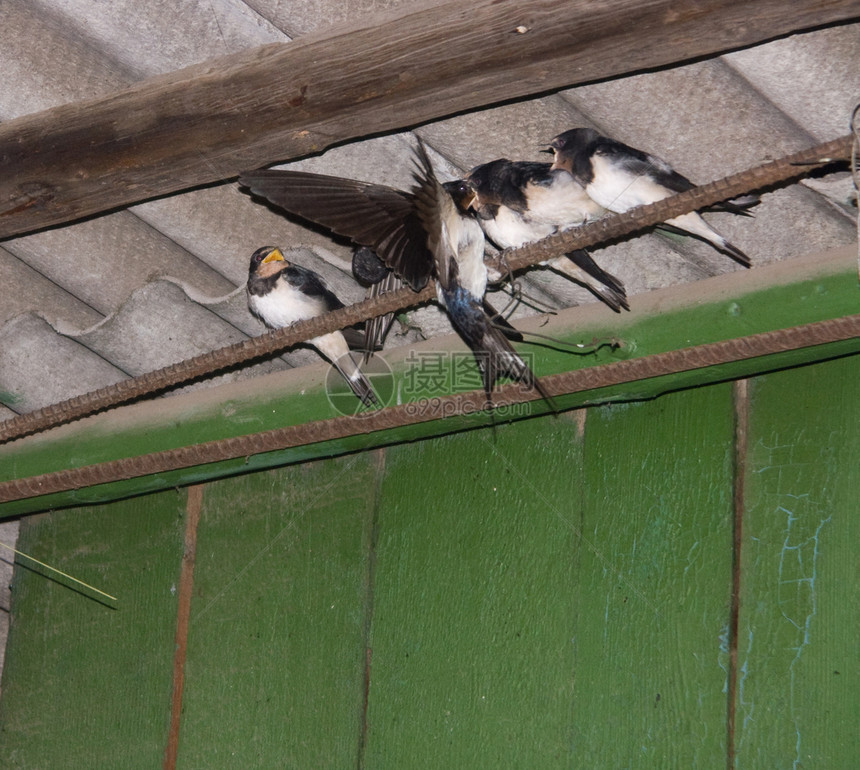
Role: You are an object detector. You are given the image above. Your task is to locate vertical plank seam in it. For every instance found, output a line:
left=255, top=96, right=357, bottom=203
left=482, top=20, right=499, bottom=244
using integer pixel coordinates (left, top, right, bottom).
left=570, top=408, right=587, bottom=738
left=357, top=448, right=385, bottom=770
left=164, top=484, right=204, bottom=770
left=728, top=380, right=749, bottom=770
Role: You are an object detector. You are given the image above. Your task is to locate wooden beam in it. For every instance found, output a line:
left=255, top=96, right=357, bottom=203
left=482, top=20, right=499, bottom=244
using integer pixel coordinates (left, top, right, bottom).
left=0, top=0, right=856, bottom=238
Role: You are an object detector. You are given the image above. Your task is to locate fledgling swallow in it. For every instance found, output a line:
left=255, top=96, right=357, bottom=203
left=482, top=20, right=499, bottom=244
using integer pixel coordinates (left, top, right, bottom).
left=465, top=159, right=629, bottom=312
left=548, top=128, right=752, bottom=266
left=247, top=246, right=380, bottom=407
left=240, top=163, right=438, bottom=363
left=240, top=145, right=544, bottom=406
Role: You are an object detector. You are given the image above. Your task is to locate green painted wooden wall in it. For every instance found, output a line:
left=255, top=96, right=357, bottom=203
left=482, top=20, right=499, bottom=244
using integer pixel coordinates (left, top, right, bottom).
left=1, top=349, right=857, bottom=767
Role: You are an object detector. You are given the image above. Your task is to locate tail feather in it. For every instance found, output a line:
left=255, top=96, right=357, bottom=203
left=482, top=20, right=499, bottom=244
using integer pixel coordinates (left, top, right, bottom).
left=709, top=193, right=760, bottom=216
left=334, top=356, right=380, bottom=407
left=363, top=272, right=403, bottom=363
left=663, top=212, right=751, bottom=268
left=547, top=251, right=629, bottom=312
left=444, top=286, right=553, bottom=409
left=483, top=298, right=524, bottom=342
left=473, top=321, right=554, bottom=408
left=563, top=249, right=629, bottom=311
left=714, top=237, right=751, bottom=267
left=313, top=331, right=380, bottom=407
left=341, top=327, right=370, bottom=351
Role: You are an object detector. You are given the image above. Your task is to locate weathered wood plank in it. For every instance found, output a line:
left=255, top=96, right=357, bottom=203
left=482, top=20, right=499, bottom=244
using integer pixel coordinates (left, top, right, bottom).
left=572, top=385, right=736, bottom=764
left=736, top=357, right=860, bottom=766
left=0, top=0, right=856, bottom=237
left=364, top=417, right=584, bottom=766
left=0, top=489, right=188, bottom=766
left=175, top=454, right=379, bottom=767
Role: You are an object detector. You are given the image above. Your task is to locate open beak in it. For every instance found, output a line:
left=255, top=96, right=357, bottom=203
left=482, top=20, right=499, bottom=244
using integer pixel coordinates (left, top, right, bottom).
left=262, top=247, right=286, bottom=264
left=449, top=182, right=478, bottom=211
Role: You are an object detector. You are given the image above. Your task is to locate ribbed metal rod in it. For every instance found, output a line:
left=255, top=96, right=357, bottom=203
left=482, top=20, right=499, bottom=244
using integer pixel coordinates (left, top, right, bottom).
left=0, top=134, right=851, bottom=445
left=2, top=312, right=859, bottom=504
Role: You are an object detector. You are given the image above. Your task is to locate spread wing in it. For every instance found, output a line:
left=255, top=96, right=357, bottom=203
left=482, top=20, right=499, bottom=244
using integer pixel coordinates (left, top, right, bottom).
left=409, top=142, right=459, bottom=292
left=240, top=169, right=433, bottom=292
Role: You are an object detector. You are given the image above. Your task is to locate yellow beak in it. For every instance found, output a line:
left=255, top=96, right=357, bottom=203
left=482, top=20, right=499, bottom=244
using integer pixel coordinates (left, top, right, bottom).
left=262, top=248, right=285, bottom=264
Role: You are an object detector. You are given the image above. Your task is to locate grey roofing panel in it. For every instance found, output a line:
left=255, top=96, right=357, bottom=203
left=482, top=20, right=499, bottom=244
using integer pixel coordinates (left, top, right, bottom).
left=31, top=0, right=288, bottom=76
left=131, top=183, right=377, bottom=290
left=76, top=280, right=253, bottom=375
left=243, top=0, right=408, bottom=38
left=5, top=214, right=238, bottom=319
left=416, top=94, right=590, bottom=170
left=0, top=1, right=134, bottom=119
left=200, top=283, right=268, bottom=337
left=562, top=57, right=819, bottom=172
left=723, top=187, right=854, bottom=266
left=281, top=133, right=422, bottom=189
left=0, top=314, right=127, bottom=413
left=589, top=232, right=731, bottom=297
left=725, top=25, right=860, bottom=142
left=73, top=274, right=333, bottom=380
left=0, top=249, right=103, bottom=332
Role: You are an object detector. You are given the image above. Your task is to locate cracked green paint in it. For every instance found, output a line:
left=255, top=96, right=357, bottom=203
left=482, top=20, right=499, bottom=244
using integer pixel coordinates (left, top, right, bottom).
left=1, top=354, right=857, bottom=765
left=736, top=357, right=860, bottom=767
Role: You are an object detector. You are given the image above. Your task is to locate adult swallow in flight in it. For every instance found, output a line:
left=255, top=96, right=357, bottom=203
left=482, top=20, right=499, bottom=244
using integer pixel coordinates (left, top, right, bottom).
left=352, top=241, right=523, bottom=361
left=247, top=246, right=380, bottom=407
left=465, top=158, right=629, bottom=312
left=240, top=144, right=545, bottom=406
left=410, top=144, right=548, bottom=405
left=548, top=127, right=752, bottom=266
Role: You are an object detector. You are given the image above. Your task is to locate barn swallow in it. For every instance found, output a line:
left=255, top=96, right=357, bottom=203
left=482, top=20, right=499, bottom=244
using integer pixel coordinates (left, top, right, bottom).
left=548, top=128, right=752, bottom=266
left=352, top=243, right=523, bottom=359
left=240, top=145, right=545, bottom=406
left=465, top=159, right=629, bottom=312
left=410, top=144, right=549, bottom=405
left=247, top=246, right=380, bottom=407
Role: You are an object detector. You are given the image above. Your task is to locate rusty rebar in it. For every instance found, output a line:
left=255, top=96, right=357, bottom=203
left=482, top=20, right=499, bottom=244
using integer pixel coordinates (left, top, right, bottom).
left=0, top=134, right=852, bottom=445
left=0, top=282, right=432, bottom=444
left=2, top=312, right=860, bottom=504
